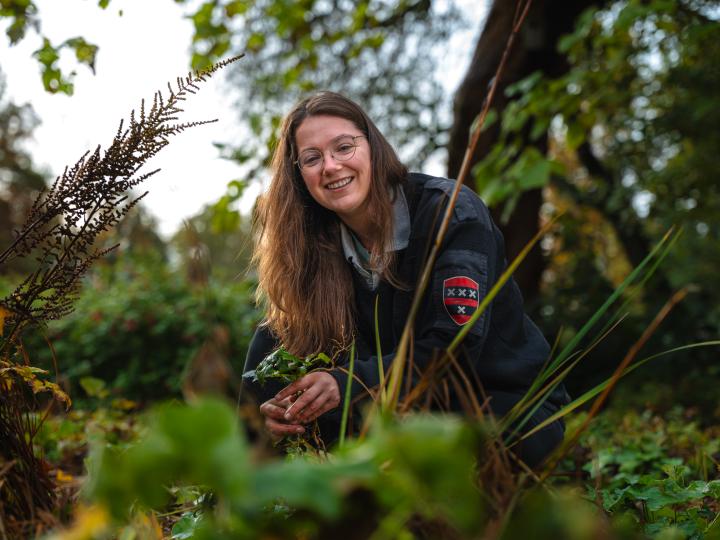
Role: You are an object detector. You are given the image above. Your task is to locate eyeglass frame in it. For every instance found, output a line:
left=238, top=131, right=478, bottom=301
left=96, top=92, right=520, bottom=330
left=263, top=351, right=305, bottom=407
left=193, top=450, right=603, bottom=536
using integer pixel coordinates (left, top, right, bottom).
left=294, top=134, right=367, bottom=172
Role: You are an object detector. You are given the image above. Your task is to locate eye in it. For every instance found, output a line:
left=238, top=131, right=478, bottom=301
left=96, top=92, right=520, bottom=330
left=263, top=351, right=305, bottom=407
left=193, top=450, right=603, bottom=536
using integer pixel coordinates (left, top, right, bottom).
left=300, top=152, right=321, bottom=168
left=335, top=143, right=355, bottom=155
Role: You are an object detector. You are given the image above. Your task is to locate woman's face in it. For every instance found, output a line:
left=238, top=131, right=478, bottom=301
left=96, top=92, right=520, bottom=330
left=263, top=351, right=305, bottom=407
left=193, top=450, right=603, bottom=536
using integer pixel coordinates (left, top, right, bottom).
left=294, top=115, right=372, bottom=226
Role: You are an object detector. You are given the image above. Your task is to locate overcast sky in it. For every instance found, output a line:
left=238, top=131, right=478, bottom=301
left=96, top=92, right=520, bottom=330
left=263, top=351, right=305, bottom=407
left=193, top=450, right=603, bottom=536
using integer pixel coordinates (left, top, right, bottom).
left=1, top=0, right=486, bottom=237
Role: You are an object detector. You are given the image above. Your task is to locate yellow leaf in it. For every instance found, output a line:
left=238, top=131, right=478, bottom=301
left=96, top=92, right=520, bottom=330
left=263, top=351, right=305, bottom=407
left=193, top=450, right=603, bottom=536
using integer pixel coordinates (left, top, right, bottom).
left=133, top=513, right=163, bottom=540
left=48, top=504, right=109, bottom=540
left=56, top=469, right=74, bottom=483
left=111, top=398, right=137, bottom=411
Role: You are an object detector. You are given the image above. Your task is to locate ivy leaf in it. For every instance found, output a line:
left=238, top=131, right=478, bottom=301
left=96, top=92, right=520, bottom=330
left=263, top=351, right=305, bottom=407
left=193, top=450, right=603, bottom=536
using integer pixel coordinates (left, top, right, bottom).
left=33, top=37, right=59, bottom=67
left=2, top=0, right=38, bottom=44
left=246, top=347, right=334, bottom=385
left=88, top=399, right=250, bottom=519
left=5, top=14, right=29, bottom=44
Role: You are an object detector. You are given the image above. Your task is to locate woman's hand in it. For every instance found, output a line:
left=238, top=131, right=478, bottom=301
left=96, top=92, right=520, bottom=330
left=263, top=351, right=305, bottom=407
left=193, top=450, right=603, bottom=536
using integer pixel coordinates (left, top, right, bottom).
left=275, top=371, right=341, bottom=424
left=259, top=396, right=306, bottom=440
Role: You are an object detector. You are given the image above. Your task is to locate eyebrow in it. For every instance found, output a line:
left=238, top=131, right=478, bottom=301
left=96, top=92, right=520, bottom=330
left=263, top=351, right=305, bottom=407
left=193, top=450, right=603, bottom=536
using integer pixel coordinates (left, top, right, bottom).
left=298, top=133, right=361, bottom=153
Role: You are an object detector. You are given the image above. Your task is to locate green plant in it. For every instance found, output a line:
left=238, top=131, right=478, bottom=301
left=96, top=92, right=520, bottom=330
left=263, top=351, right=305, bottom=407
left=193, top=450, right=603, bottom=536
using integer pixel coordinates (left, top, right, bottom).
left=25, top=3, right=720, bottom=539
left=79, top=398, right=486, bottom=539
left=245, top=348, right=331, bottom=386
left=64, top=400, right=720, bottom=539
left=23, top=263, right=259, bottom=402
left=245, top=346, right=334, bottom=454
left=560, top=407, right=720, bottom=539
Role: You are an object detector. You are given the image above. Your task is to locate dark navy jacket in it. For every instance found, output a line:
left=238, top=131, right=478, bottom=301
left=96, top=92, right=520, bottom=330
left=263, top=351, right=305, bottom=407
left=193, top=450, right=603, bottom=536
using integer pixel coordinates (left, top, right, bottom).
left=243, top=173, right=569, bottom=424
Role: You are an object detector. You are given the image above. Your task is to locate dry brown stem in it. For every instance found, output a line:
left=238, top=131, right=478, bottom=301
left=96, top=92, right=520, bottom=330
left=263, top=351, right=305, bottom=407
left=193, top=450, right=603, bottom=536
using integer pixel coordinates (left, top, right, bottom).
left=0, top=54, right=244, bottom=538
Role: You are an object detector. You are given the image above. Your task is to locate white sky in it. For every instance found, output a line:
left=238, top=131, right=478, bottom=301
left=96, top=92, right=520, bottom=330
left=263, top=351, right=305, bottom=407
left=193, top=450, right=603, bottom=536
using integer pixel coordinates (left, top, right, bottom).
left=1, top=0, right=487, bottom=237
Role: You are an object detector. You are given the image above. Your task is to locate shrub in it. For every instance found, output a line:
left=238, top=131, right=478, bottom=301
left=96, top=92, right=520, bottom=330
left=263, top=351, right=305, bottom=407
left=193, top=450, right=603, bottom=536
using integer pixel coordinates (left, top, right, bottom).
left=23, top=262, right=260, bottom=402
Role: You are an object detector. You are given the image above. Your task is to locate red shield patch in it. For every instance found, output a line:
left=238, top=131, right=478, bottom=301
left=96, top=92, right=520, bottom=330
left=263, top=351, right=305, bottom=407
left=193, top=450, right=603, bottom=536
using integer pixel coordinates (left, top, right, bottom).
left=443, top=276, right=480, bottom=326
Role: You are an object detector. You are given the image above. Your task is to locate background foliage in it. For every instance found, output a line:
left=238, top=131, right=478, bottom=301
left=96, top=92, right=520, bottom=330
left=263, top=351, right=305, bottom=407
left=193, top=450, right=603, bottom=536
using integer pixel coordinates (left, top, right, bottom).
left=17, top=259, right=258, bottom=402
left=473, top=0, right=720, bottom=392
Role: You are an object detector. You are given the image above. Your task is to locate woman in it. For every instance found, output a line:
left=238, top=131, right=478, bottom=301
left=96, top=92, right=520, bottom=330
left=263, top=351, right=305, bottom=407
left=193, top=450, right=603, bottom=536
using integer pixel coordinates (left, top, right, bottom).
left=242, top=91, right=568, bottom=467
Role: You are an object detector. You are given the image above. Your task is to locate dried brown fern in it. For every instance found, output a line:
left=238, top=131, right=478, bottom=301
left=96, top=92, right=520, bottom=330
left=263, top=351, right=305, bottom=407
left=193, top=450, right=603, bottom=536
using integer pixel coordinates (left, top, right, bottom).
left=0, top=54, right=243, bottom=345
left=0, top=54, right=243, bottom=538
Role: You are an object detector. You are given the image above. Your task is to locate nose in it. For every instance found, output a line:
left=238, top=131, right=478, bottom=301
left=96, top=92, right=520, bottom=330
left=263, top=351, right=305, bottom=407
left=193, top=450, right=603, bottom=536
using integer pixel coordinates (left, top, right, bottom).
left=321, top=152, right=342, bottom=175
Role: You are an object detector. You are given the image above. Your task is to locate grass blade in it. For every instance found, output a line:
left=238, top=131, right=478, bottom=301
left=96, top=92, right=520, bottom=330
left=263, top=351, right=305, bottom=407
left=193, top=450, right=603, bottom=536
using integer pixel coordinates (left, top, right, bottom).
left=382, top=0, right=536, bottom=412
left=339, top=340, right=356, bottom=448
left=374, top=294, right=387, bottom=405
left=518, top=340, right=720, bottom=442
left=539, top=286, right=692, bottom=478
left=509, top=227, right=680, bottom=419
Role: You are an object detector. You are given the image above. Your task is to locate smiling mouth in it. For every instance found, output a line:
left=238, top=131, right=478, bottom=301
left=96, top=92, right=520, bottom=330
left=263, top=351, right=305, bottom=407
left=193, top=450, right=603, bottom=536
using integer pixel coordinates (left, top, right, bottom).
left=326, top=177, right=353, bottom=190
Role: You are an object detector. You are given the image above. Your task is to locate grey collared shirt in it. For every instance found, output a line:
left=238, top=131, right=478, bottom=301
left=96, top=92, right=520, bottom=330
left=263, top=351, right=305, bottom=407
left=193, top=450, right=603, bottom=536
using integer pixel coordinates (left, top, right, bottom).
left=340, top=186, right=411, bottom=290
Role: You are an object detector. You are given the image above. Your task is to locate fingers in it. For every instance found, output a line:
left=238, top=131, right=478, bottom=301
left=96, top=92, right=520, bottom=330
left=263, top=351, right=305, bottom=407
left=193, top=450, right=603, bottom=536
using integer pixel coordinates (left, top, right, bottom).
left=259, top=398, right=287, bottom=419
left=261, top=373, right=341, bottom=440
left=283, top=384, right=323, bottom=420
left=259, top=397, right=304, bottom=439
left=295, top=394, right=337, bottom=424
left=275, top=379, right=305, bottom=402
left=281, top=372, right=341, bottom=424
left=265, top=417, right=305, bottom=439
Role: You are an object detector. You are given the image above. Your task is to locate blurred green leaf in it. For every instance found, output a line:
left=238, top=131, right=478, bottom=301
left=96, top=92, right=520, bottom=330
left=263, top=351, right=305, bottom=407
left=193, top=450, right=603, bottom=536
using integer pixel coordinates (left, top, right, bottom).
left=245, top=32, right=265, bottom=51
left=171, top=511, right=206, bottom=539
left=354, top=415, right=486, bottom=534
left=1, top=0, right=37, bottom=44
left=87, top=399, right=250, bottom=519
left=224, top=1, right=248, bottom=17
left=64, top=36, right=99, bottom=72
left=80, top=376, right=109, bottom=399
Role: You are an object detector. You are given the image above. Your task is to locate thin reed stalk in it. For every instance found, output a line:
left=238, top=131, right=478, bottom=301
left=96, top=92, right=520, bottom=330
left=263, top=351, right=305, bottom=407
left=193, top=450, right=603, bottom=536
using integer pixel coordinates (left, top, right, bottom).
left=383, top=0, right=536, bottom=412
left=339, top=341, right=356, bottom=448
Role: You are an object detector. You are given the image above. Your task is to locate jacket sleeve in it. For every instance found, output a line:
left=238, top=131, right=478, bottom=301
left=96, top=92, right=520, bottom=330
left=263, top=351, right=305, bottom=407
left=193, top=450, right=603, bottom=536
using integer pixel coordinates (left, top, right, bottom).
left=328, top=184, right=501, bottom=403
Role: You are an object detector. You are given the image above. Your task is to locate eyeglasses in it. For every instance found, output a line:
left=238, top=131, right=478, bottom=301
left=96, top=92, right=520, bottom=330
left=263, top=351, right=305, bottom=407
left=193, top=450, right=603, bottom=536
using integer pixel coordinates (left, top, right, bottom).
left=295, top=135, right=366, bottom=172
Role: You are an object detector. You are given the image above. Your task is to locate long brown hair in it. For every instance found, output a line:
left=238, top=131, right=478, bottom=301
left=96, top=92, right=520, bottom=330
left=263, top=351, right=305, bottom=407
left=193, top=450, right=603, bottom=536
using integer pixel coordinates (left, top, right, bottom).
left=252, top=91, right=408, bottom=357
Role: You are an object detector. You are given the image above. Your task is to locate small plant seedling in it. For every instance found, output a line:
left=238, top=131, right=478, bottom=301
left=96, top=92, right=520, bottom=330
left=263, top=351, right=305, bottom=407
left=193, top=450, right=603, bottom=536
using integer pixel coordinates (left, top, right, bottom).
left=245, top=348, right=333, bottom=455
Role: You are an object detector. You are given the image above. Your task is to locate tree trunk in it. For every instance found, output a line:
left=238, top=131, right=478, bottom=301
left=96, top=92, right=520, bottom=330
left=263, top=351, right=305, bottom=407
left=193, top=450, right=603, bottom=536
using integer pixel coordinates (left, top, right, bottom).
left=447, top=0, right=606, bottom=303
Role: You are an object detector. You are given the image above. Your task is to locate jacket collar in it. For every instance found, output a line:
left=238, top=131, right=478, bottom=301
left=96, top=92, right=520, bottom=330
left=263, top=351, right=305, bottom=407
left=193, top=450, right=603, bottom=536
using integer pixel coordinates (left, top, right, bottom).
left=340, top=185, right=410, bottom=258
left=340, top=185, right=410, bottom=289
